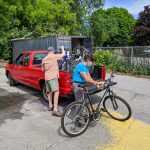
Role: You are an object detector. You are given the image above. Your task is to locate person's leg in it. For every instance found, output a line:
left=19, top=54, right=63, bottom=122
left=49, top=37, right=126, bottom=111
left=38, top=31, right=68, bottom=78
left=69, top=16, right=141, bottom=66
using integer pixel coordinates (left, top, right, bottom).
left=53, top=90, right=59, bottom=112
left=73, top=83, right=84, bottom=101
left=48, top=92, right=53, bottom=108
left=50, top=78, right=62, bottom=116
left=45, top=80, right=53, bottom=110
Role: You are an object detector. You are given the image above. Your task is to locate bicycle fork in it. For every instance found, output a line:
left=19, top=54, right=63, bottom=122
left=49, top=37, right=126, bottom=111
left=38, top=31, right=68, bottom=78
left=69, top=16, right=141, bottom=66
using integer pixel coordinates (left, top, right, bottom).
left=110, top=90, right=118, bottom=110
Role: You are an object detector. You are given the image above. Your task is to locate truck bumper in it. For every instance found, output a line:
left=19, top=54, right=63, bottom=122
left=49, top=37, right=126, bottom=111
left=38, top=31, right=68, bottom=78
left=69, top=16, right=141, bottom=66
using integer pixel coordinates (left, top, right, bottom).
left=59, top=91, right=75, bottom=100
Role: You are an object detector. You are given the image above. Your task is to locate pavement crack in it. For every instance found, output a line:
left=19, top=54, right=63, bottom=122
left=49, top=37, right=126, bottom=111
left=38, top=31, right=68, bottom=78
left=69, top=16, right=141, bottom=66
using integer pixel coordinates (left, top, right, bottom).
left=131, top=93, right=139, bottom=100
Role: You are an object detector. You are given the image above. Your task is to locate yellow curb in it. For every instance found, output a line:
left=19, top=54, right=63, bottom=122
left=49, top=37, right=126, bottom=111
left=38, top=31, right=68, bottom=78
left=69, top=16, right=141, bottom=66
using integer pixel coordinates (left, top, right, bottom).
left=96, top=113, right=150, bottom=150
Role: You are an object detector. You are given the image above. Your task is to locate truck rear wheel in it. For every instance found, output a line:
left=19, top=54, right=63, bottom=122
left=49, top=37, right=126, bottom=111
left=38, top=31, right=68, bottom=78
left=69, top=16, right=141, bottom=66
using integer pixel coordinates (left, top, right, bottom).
left=8, top=73, right=16, bottom=86
left=41, top=83, right=48, bottom=102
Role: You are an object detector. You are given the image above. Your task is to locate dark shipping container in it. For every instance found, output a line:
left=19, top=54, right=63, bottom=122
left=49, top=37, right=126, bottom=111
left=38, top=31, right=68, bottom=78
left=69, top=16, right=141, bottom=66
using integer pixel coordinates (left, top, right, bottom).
left=11, top=35, right=92, bottom=61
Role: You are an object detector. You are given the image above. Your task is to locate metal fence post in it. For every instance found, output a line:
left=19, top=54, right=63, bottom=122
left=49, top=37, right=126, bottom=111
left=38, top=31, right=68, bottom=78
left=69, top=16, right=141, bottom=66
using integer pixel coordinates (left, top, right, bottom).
left=131, top=46, right=134, bottom=64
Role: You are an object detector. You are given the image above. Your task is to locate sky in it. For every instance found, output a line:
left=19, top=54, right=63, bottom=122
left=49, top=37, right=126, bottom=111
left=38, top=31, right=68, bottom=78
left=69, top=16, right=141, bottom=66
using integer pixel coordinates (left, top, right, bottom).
left=104, top=0, right=150, bottom=18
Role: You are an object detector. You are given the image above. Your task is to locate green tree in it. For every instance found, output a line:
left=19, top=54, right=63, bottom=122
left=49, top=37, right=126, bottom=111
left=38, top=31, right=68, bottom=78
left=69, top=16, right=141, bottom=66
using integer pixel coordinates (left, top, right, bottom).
left=0, top=0, right=18, bottom=58
left=91, top=7, right=136, bottom=46
left=0, top=0, right=79, bottom=59
left=91, top=8, right=118, bottom=46
left=0, top=0, right=105, bottom=59
left=134, top=5, right=150, bottom=46
left=70, top=0, right=104, bottom=35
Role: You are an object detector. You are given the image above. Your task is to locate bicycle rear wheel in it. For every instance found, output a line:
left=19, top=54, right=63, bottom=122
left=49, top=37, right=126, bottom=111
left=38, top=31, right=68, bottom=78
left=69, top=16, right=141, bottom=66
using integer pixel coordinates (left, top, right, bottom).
left=103, top=95, right=132, bottom=121
left=61, top=101, right=90, bottom=137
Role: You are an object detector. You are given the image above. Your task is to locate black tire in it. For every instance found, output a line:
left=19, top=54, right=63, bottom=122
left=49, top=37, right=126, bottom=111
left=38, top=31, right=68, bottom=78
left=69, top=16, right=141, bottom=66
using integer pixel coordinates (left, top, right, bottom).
left=61, top=101, right=90, bottom=137
left=103, top=95, right=132, bottom=121
left=8, top=72, right=16, bottom=86
left=41, top=83, right=48, bottom=102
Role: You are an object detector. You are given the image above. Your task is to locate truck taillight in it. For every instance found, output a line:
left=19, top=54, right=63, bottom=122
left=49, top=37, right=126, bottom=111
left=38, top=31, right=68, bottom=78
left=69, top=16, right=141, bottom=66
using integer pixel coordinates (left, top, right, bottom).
left=101, top=65, right=106, bottom=80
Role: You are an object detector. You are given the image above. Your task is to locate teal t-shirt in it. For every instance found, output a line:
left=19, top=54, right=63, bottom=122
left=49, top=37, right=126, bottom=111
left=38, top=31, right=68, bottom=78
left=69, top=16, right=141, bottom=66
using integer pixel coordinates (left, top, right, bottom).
left=73, top=62, right=89, bottom=83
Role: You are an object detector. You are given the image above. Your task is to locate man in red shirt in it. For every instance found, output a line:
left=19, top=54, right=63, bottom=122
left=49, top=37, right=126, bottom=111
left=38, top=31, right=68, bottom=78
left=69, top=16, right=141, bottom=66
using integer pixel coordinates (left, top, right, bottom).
left=42, top=46, right=65, bottom=117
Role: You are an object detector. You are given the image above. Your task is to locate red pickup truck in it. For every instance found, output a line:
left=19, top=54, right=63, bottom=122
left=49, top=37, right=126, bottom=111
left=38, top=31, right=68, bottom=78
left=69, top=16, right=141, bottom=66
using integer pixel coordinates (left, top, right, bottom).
left=5, top=51, right=106, bottom=100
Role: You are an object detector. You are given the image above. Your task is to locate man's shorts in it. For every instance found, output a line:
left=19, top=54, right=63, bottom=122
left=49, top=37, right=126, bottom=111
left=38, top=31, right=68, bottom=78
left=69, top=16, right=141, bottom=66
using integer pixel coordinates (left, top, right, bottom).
left=45, top=78, right=59, bottom=93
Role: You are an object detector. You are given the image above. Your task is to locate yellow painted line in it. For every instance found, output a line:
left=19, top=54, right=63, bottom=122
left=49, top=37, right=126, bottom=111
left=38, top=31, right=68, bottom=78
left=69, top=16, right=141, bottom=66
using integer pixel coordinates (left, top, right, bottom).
left=96, top=113, right=150, bottom=150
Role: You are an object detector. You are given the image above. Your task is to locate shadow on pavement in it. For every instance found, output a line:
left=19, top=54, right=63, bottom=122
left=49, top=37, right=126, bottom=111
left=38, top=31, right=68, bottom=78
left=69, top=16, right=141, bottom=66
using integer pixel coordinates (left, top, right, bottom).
left=6, top=81, right=102, bottom=109
left=57, top=126, right=72, bottom=138
left=11, top=83, right=74, bottom=109
left=10, top=83, right=41, bottom=97
left=0, top=88, right=29, bottom=126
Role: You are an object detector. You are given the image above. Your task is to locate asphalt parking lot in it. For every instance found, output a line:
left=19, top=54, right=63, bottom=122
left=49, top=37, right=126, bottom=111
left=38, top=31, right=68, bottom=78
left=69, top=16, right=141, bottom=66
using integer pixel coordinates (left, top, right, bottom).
left=0, top=67, right=150, bottom=150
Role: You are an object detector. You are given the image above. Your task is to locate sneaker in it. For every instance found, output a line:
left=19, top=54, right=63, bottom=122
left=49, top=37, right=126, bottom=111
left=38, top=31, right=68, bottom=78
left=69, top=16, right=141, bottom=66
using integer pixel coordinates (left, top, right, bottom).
left=52, top=110, right=62, bottom=117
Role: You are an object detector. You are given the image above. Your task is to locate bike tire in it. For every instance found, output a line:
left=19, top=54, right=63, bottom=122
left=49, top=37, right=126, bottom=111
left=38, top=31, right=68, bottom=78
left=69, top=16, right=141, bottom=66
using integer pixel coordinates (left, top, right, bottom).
left=61, top=101, right=90, bottom=137
left=103, top=95, right=132, bottom=121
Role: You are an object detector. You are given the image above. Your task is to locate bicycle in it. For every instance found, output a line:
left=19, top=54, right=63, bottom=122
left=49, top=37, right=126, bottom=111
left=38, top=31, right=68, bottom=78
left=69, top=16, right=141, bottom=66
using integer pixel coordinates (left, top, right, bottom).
left=59, top=47, right=91, bottom=73
left=61, top=72, right=132, bottom=137
left=59, top=50, right=71, bottom=71
left=58, top=49, right=85, bottom=77
left=72, top=46, right=90, bottom=58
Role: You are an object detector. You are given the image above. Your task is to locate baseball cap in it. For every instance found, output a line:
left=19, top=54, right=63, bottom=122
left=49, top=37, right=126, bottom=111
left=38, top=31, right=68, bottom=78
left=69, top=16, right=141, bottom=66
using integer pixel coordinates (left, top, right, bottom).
left=47, top=46, right=55, bottom=51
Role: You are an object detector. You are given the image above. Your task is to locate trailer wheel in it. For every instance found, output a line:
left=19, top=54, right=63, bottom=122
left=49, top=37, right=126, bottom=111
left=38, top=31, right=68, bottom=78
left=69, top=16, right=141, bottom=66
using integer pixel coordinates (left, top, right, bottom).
left=8, top=73, right=16, bottom=86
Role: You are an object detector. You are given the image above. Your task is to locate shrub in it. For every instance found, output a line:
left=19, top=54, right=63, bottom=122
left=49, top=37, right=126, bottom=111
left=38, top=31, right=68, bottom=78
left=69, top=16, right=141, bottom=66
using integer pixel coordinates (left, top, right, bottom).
left=94, top=49, right=150, bottom=76
left=94, top=50, right=113, bottom=66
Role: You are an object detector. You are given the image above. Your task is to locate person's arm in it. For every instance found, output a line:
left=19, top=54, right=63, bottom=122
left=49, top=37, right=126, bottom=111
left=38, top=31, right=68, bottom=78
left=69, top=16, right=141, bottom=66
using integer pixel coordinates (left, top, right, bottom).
left=41, top=60, right=45, bottom=71
left=88, top=73, right=104, bottom=85
left=80, top=72, right=97, bottom=85
left=41, top=64, right=44, bottom=71
left=80, top=72, right=104, bottom=86
left=55, top=46, right=65, bottom=60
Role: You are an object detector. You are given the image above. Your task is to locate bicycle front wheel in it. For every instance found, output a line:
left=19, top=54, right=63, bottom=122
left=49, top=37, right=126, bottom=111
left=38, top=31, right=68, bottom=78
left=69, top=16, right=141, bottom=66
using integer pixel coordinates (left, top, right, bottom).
left=103, top=95, right=132, bottom=121
left=61, top=101, right=90, bottom=137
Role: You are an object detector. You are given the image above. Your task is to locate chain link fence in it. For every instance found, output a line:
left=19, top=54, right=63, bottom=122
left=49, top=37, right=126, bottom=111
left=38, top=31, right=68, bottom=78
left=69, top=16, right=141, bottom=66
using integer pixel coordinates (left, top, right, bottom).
left=93, top=46, right=150, bottom=65
left=93, top=46, right=150, bottom=75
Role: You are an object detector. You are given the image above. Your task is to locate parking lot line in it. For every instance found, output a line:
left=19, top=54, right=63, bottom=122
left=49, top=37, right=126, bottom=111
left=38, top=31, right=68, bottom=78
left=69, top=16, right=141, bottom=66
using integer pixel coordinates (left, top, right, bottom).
left=97, top=114, right=150, bottom=150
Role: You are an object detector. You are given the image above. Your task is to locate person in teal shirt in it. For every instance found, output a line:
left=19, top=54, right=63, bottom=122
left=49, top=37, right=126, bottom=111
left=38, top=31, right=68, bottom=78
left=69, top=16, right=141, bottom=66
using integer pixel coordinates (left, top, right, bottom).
left=73, top=62, right=89, bottom=83
left=73, top=54, right=104, bottom=101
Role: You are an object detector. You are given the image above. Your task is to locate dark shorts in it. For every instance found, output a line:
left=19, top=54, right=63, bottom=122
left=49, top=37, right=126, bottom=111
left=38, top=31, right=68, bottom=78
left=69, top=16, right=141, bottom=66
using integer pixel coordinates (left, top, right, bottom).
left=45, top=78, right=59, bottom=93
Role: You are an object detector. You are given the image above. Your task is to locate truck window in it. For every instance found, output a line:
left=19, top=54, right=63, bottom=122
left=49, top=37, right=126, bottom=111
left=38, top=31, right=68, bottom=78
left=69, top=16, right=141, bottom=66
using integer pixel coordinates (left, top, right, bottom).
left=24, top=54, right=30, bottom=66
left=32, top=53, right=47, bottom=65
left=15, top=54, right=24, bottom=66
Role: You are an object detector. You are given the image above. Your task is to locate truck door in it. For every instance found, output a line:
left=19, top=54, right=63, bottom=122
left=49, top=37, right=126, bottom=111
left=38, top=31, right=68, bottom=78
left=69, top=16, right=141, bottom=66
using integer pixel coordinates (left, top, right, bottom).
left=29, top=53, right=47, bottom=88
left=20, top=53, right=33, bottom=86
left=12, top=54, right=25, bottom=83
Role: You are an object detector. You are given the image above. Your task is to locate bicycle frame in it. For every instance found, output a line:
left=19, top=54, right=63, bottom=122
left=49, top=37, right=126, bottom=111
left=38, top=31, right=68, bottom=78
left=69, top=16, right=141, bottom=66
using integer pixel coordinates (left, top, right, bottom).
left=83, top=72, right=115, bottom=114
left=87, top=87, right=114, bottom=113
